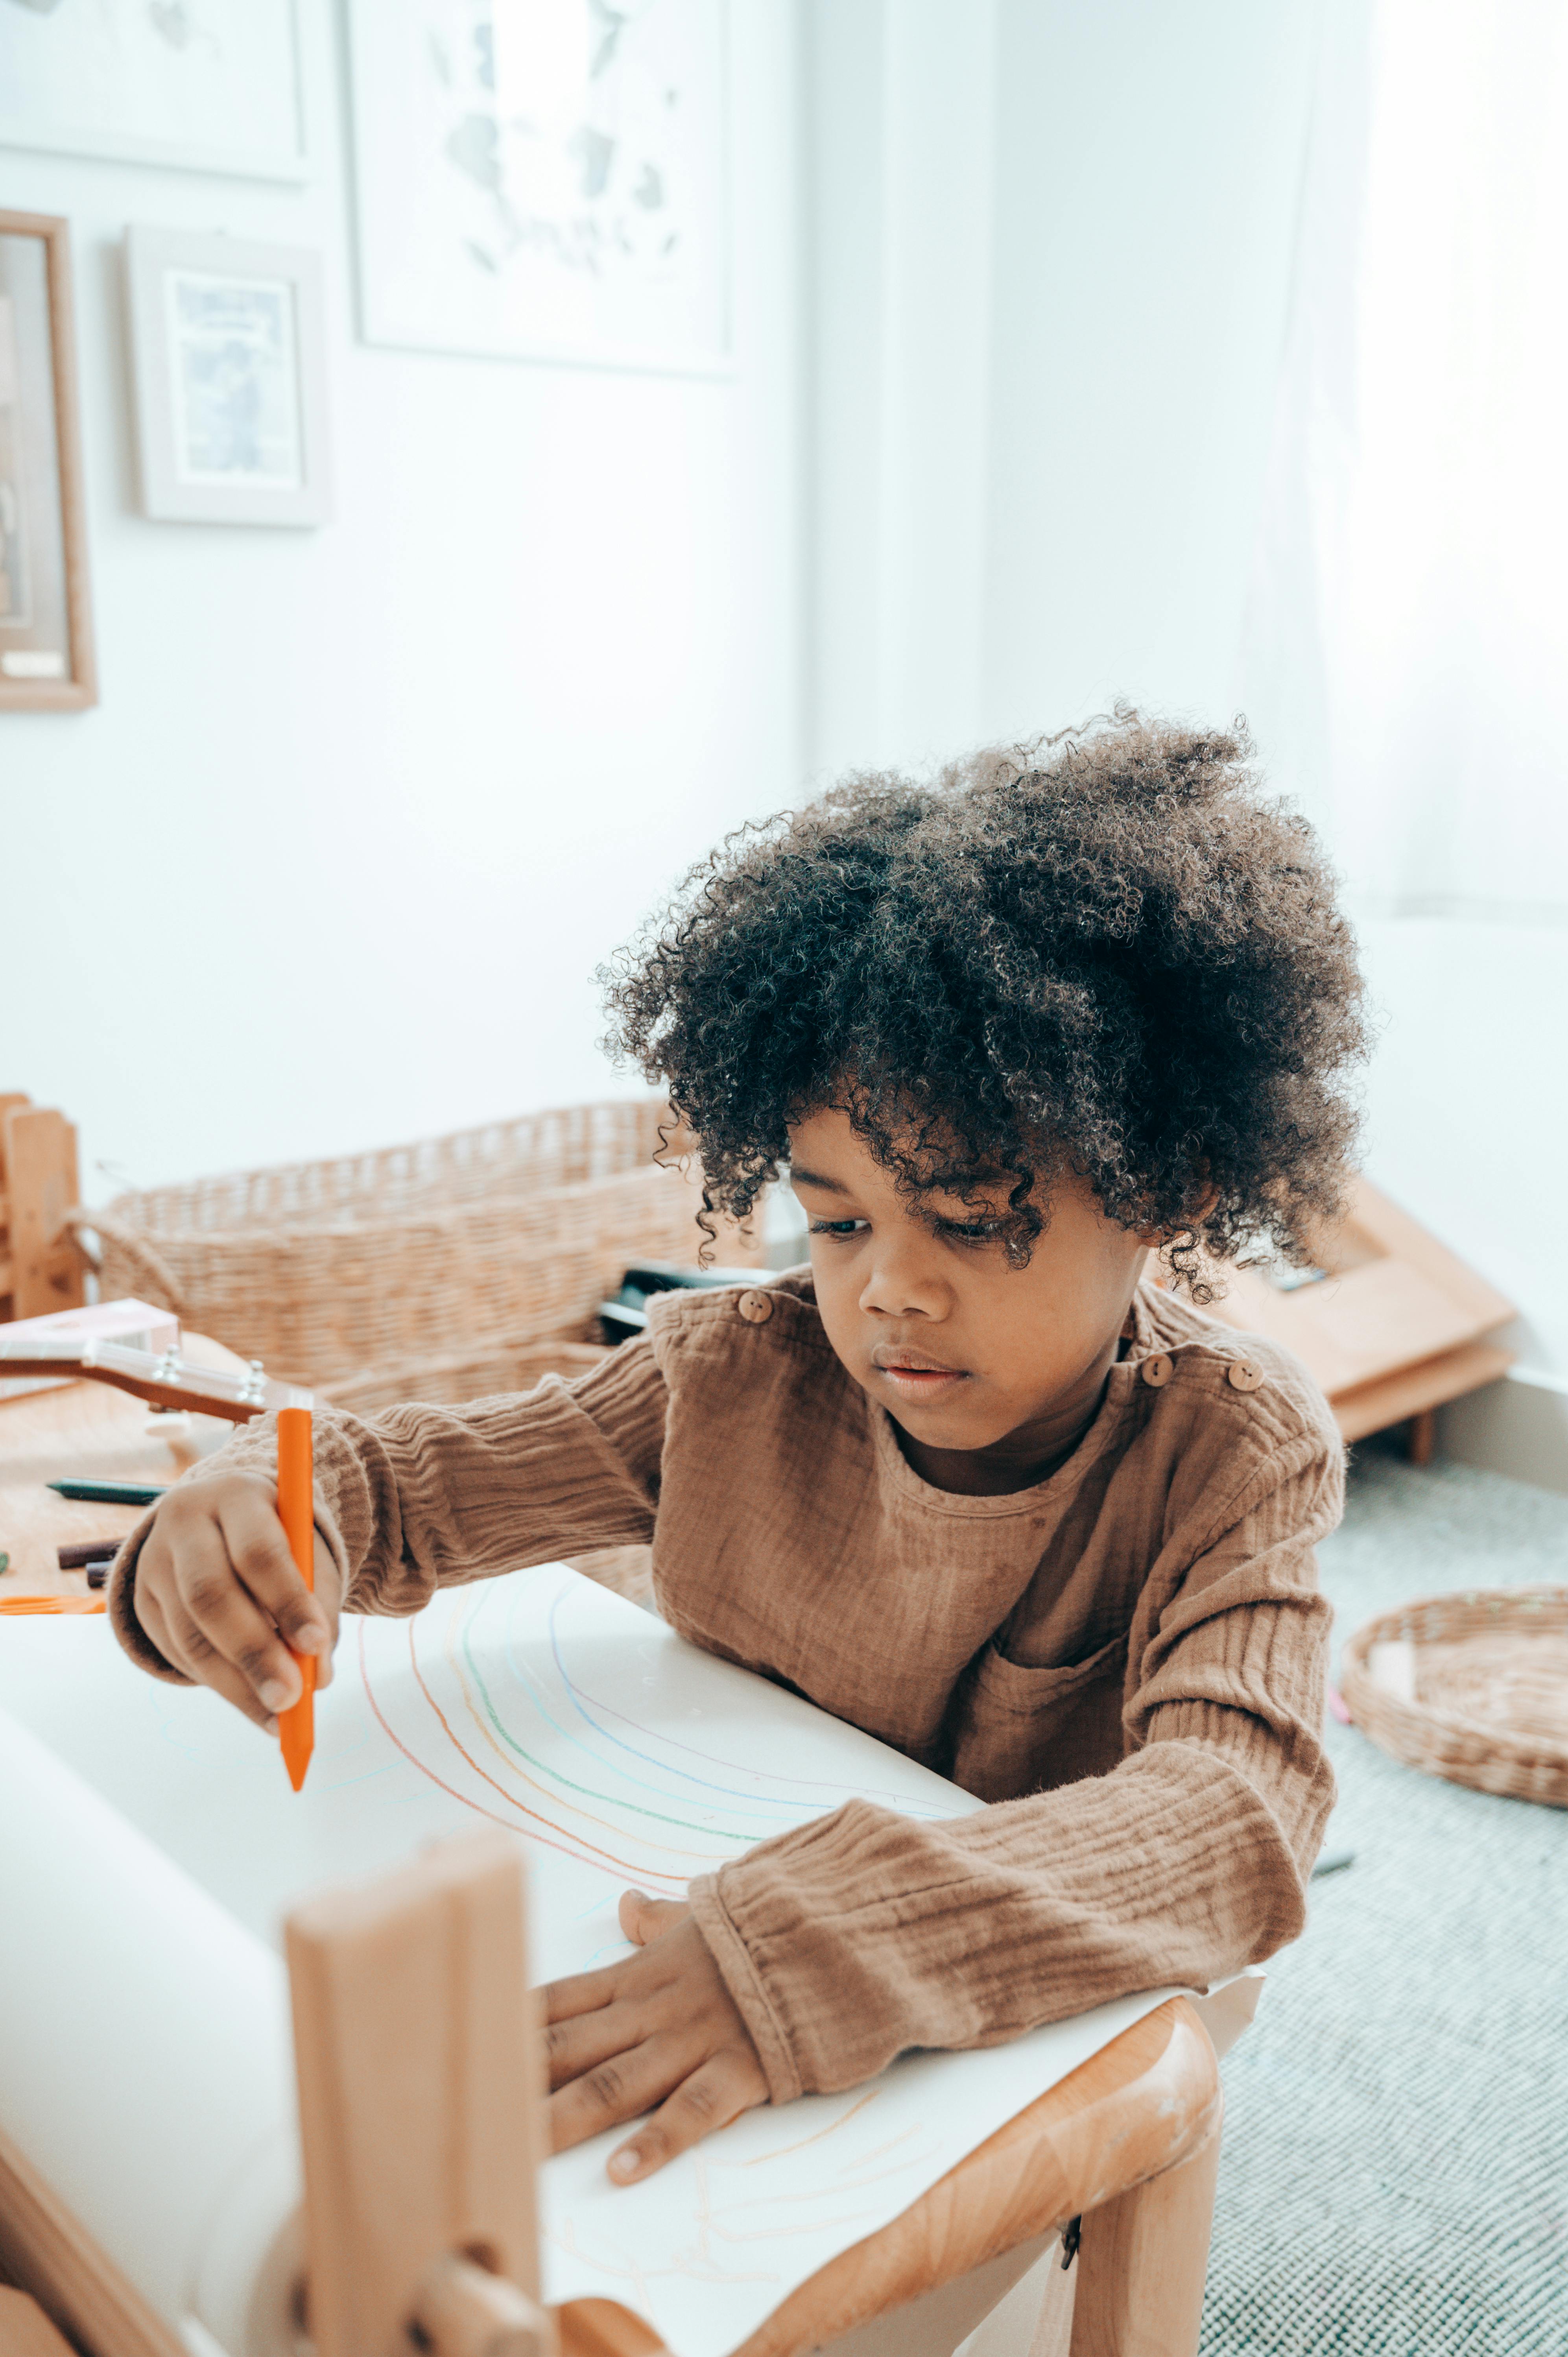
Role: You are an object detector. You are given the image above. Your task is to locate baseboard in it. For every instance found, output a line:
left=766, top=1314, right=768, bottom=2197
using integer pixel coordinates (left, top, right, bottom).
left=1436, top=1369, right=1568, bottom=1498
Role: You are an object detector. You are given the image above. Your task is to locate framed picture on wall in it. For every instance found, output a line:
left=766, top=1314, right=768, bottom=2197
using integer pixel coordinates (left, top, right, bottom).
left=124, top=227, right=332, bottom=529
left=346, top=0, right=731, bottom=375
left=0, top=0, right=306, bottom=184
left=0, top=212, right=96, bottom=714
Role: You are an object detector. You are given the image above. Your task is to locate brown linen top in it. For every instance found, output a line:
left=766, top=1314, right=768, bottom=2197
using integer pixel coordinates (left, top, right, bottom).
left=110, top=1271, right=1341, bottom=2106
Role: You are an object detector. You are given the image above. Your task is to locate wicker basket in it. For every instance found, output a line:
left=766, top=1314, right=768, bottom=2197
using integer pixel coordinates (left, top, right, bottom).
left=1340, top=1586, right=1568, bottom=1808
left=317, top=1322, right=613, bottom=1414
left=68, top=1098, right=759, bottom=1392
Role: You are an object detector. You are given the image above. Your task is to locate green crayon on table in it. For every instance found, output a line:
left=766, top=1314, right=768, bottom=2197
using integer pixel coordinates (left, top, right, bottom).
left=47, top=1478, right=167, bottom=1507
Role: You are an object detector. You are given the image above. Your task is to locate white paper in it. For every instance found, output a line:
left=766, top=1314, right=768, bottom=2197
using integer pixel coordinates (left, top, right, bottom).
left=0, top=1715, right=302, bottom=2357
left=0, top=1570, right=1175, bottom=2357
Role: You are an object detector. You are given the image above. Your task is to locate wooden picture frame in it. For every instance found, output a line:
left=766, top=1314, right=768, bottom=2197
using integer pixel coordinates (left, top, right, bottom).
left=124, top=225, right=332, bottom=530
left=0, top=213, right=96, bottom=713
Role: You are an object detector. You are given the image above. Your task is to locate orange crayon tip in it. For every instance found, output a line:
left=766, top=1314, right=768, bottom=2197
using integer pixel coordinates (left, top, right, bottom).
left=279, top=1653, right=315, bottom=1791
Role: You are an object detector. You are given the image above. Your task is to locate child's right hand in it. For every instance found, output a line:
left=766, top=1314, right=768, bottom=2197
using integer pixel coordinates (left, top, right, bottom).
left=130, top=1473, right=341, bottom=1731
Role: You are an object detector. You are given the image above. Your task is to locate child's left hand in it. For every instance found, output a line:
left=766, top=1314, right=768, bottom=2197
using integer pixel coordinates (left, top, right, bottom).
left=543, top=1890, right=768, bottom=2182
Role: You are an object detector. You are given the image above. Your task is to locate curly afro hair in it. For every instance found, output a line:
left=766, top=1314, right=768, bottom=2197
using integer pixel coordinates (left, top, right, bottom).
left=601, top=712, right=1367, bottom=1291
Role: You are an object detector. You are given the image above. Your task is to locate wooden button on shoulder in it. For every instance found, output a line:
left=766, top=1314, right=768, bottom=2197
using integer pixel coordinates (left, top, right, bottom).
left=1227, top=1358, right=1264, bottom=1393
left=1140, top=1353, right=1174, bottom=1389
left=736, top=1289, right=775, bottom=1324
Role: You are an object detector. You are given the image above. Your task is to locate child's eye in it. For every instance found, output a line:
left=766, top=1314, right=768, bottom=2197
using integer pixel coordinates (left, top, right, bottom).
left=935, top=1217, right=1005, bottom=1244
left=807, top=1218, right=869, bottom=1238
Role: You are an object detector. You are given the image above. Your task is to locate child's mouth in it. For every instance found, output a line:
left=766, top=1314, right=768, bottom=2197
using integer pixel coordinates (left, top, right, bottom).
left=872, top=1352, right=970, bottom=1399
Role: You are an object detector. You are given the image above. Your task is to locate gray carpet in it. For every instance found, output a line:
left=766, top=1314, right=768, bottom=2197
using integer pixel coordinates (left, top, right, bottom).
left=1200, top=1451, right=1568, bottom=2355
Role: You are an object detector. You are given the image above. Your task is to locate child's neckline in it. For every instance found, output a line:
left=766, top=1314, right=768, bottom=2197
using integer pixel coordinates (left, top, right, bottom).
left=869, top=1357, right=1141, bottom=1516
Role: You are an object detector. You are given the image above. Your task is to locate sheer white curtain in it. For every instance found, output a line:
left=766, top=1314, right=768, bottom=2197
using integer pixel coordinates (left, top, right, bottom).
left=1240, top=0, right=1568, bottom=919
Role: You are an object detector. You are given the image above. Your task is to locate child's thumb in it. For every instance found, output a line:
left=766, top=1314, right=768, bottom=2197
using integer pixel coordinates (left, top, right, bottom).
left=619, top=1888, right=689, bottom=1946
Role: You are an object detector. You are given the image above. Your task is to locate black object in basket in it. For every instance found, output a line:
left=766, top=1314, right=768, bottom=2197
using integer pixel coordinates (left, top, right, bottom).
left=599, top=1261, right=765, bottom=1344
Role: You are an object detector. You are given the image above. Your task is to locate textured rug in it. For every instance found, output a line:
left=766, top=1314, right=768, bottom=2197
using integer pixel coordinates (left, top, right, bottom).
left=1199, top=1452, right=1568, bottom=2355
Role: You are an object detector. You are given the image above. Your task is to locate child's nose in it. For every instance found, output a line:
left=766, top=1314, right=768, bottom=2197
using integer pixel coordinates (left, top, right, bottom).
left=858, top=1237, right=951, bottom=1322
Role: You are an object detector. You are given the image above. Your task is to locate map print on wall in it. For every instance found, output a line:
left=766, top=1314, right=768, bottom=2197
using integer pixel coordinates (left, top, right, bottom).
left=0, top=0, right=305, bottom=183
left=348, top=0, right=730, bottom=372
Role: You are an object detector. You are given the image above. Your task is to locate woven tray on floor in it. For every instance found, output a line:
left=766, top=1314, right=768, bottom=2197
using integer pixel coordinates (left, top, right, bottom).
left=1339, top=1585, right=1568, bottom=1808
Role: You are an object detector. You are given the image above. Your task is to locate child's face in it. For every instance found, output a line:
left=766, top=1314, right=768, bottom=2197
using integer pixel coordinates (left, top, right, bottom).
left=788, top=1105, right=1154, bottom=1486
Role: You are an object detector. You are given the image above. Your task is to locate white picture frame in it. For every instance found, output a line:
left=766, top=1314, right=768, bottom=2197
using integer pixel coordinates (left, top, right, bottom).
left=0, top=0, right=306, bottom=185
left=346, top=0, right=732, bottom=377
left=124, top=227, right=331, bottom=529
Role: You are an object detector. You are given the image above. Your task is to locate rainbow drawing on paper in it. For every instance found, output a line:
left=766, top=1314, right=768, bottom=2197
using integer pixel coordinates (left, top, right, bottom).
left=355, top=1574, right=961, bottom=1899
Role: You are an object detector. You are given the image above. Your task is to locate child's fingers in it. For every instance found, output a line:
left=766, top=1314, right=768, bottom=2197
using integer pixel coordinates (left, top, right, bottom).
left=140, top=1587, right=281, bottom=1735
left=606, top=2052, right=766, bottom=2183
left=546, top=2032, right=687, bottom=2155
left=214, top=1484, right=336, bottom=1656
left=540, top=1964, right=624, bottom=2024
left=168, top=1519, right=305, bottom=1715
left=545, top=1998, right=645, bottom=2092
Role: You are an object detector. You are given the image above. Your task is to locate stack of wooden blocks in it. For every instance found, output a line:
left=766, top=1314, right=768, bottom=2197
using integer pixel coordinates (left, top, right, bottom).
left=0, top=1098, right=84, bottom=1326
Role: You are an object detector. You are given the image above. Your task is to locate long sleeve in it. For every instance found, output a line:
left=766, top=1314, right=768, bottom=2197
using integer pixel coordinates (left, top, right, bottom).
left=687, top=1439, right=1338, bottom=2104
left=109, top=1339, right=669, bottom=1679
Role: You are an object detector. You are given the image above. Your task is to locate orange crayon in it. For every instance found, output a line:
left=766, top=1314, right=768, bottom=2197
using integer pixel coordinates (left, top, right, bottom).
left=276, top=1400, right=315, bottom=1792
left=0, top=1595, right=105, bottom=1615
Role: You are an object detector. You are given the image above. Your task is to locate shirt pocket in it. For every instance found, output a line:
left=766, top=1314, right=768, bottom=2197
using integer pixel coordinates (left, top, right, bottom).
left=949, top=1634, right=1127, bottom=1803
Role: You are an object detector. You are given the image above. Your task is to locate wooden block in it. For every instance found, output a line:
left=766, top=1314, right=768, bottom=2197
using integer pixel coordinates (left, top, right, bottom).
left=286, top=1830, right=550, bottom=2357
left=0, top=1093, right=32, bottom=1316
left=2, top=1111, right=83, bottom=1322
left=1196, top=1178, right=1514, bottom=1400
left=1330, top=1339, right=1515, bottom=1442
left=0, top=2287, right=79, bottom=2357
left=413, top=2254, right=553, bottom=2357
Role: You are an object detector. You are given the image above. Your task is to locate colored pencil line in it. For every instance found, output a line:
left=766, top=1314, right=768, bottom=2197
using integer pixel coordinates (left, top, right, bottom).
left=447, top=1608, right=731, bottom=1861
left=544, top=1584, right=957, bottom=1820
left=457, top=1601, right=767, bottom=1851
left=403, top=1620, right=689, bottom=1888
left=355, top=1620, right=684, bottom=1890
left=486, top=1583, right=814, bottom=1829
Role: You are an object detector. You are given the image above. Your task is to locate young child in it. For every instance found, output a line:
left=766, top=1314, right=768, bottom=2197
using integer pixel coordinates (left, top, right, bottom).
left=112, top=714, right=1366, bottom=2189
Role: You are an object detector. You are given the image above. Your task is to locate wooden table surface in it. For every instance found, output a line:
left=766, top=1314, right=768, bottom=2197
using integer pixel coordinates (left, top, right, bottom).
left=0, top=1336, right=243, bottom=1601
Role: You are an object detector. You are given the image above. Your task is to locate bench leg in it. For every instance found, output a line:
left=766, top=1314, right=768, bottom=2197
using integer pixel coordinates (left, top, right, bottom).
left=1065, top=2127, right=1220, bottom=2357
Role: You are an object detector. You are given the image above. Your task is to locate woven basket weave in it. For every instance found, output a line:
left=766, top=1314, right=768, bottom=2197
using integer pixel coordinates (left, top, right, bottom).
left=68, top=1098, right=758, bottom=1394
left=317, top=1323, right=614, bottom=1415
left=1340, top=1585, right=1568, bottom=1808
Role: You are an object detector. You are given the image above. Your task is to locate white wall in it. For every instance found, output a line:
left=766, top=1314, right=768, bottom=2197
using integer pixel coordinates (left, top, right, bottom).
left=1354, top=918, right=1568, bottom=1375
left=0, top=2, right=803, bottom=1201
left=978, top=0, right=1323, bottom=744
left=804, top=0, right=1568, bottom=1426
left=806, top=0, right=1323, bottom=781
